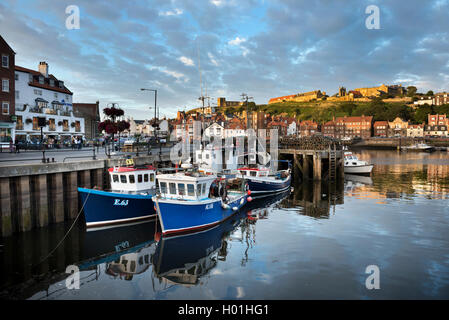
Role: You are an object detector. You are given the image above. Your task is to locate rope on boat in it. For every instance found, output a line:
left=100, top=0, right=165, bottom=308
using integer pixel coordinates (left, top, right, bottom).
left=32, top=189, right=92, bottom=268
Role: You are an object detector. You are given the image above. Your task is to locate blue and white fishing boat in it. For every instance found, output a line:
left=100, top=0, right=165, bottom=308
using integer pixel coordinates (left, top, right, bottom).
left=154, top=172, right=250, bottom=236
left=78, top=160, right=157, bottom=230
left=237, top=163, right=291, bottom=196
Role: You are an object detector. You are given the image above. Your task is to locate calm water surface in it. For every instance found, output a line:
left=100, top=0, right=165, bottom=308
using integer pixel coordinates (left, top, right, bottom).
left=1, top=150, right=448, bottom=299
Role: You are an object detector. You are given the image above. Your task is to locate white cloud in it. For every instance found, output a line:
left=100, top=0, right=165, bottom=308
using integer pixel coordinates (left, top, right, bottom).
left=208, top=52, right=219, bottom=66
left=159, top=8, right=183, bottom=16
left=228, top=36, right=246, bottom=46
left=178, top=56, right=195, bottom=66
left=210, top=0, right=224, bottom=6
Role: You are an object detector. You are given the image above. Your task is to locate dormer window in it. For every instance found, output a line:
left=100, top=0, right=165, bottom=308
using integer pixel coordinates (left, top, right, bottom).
left=39, top=75, right=44, bottom=84
left=50, top=79, right=54, bottom=86
left=29, top=74, right=33, bottom=82
left=59, top=81, right=64, bottom=88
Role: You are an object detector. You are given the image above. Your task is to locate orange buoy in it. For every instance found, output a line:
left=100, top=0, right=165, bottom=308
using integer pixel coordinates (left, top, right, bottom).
left=247, top=196, right=253, bottom=202
left=154, top=232, right=161, bottom=242
left=247, top=190, right=251, bottom=195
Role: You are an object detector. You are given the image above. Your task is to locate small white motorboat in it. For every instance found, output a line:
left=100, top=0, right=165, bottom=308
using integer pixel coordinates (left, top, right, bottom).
left=343, top=151, right=374, bottom=175
left=401, top=143, right=435, bottom=153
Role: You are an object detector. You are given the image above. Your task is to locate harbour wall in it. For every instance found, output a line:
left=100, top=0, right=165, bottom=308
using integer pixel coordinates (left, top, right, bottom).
left=0, top=154, right=170, bottom=237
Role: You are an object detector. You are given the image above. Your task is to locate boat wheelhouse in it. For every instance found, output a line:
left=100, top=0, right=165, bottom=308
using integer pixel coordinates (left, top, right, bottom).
left=154, top=172, right=249, bottom=236
left=109, top=164, right=157, bottom=193
left=237, top=165, right=291, bottom=196
left=343, top=151, right=374, bottom=175
left=78, top=161, right=158, bottom=230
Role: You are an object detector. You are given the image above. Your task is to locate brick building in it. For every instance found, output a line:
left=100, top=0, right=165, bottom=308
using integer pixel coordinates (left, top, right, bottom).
left=0, top=35, right=16, bottom=148
left=73, top=101, right=100, bottom=140
left=433, top=93, right=449, bottom=106
left=373, top=121, right=389, bottom=137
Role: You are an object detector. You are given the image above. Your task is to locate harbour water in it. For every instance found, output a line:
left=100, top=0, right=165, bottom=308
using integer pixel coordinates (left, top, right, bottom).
left=0, top=150, right=448, bottom=299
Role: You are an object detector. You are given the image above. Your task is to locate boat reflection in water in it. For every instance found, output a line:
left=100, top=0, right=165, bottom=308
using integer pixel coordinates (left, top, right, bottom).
left=151, top=191, right=290, bottom=287
left=78, top=221, right=157, bottom=278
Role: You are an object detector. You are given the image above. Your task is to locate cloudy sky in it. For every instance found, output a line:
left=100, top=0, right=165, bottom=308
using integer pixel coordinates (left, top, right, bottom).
left=1, top=0, right=448, bottom=119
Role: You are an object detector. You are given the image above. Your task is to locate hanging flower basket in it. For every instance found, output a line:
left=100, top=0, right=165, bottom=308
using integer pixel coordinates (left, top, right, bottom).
left=70, top=122, right=76, bottom=127
left=25, top=118, right=32, bottom=124
left=58, top=121, right=63, bottom=126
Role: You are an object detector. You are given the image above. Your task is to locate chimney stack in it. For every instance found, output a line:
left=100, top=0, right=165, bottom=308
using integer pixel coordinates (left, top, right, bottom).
left=38, top=61, right=48, bottom=78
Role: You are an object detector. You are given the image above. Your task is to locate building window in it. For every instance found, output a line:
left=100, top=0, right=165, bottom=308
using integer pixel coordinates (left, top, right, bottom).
left=34, top=89, right=42, bottom=96
left=1, top=55, right=8, bottom=68
left=16, top=116, right=23, bottom=130
left=39, top=76, right=44, bottom=84
left=2, top=79, right=9, bottom=92
left=29, top=74, right=33, bottom=82
left=15, top=73, right=18, bottom=80
left=48, top=118, right=56, bottom=131
left=32, top=117, right=39, bottom=130
left=2, top=102, right=9, bottom=115
left=15, top=90, right=19, bottom=99
left=50, top=79, right=55, bottom=86
left=54, top=92, right=58, bottom=98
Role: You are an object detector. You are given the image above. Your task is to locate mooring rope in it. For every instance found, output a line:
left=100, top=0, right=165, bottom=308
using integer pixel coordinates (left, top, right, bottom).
left=32, top=189, right=92, bottom=268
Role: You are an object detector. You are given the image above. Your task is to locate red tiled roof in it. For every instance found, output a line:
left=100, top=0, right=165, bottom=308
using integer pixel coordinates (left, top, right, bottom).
left=373, top=121, right=388, bottom=127
left=15, top=65, right=73, bottom=95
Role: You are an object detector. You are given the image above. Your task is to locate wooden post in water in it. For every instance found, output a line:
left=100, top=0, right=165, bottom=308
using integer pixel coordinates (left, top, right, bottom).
left=49, top=173, right=65, bottom=224
left=65, top=171, right=79, bottom=219
left=36, top=174, right=49, bottom=228
left=303, top=154, right=310, bottom=180
left=313, top=153, right=322, bottom=181
left=17, top=176, right=32, bottom=232
left=0, top=177, right=12, bottom=237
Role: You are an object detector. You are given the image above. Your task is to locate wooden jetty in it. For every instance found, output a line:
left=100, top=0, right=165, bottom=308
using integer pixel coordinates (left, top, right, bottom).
left=279, top=136, right=345, bottom=181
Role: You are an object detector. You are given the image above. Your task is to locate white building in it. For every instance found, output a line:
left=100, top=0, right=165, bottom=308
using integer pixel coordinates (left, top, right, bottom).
left=204, top=122, right=225, bottom=139
left=406, top=124, right=424, bottom=137
left=287, top=120, right=297, bottom=136
left=14, top=62, right=85, bottom=143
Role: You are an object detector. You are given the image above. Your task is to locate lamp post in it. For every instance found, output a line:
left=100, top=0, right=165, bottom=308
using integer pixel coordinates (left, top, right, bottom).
left=141, top=88, right=159, bottom=156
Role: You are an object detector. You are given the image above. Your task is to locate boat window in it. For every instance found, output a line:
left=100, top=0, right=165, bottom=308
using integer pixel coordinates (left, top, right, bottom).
left=169, top=183, right=176, bottom=195
left=137, top=174, right=142, bottom=183
left=130, top=260, right=136, bottom=273
left=241, top=171, right=246, bottom=176
left=150, top=173, right=155, bottom=182
left=160, top=182, right=167, bottom=193
left=144, top=255, right=149, bottom=264
left=178, top=183, right=185, bottom=196
left=198, top=154, right=202, bottom=159
left=139, top=256, right=143, bottom=265
left=202, top=183, right=206, bottom=195
left=144, top=174, right=148, bottom=182
left=120, top=175, right=127, bottom=183
left=250, top=171, right=257, bottom=177
left=206, top=154, right=209, bottom=159
left=187, top=184, right=195, bottom=196
left=113, top=174, right=119, bottom=182
left=129, top=175, right=135, bottom=184
left=196, top=184, right=201, bottom=197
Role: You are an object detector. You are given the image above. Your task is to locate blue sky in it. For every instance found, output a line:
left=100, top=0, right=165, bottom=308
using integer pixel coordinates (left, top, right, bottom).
left=1, top=0, right=448, bottom=119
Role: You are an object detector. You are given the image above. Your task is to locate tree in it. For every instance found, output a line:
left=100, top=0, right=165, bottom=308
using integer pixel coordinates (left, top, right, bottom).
left=426, top=90, right=434, bottom=96
left=406, top=86, right=417, bottom=97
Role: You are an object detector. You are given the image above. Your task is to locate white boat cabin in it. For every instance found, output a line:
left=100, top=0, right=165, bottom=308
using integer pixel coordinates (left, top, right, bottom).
left=108, top=165, right=157, bottom=192
left=195, top=145, right=238, bottom=175
left=157, top=173, right=216, bottom=201
left=237, top=167, right=270, bottom=178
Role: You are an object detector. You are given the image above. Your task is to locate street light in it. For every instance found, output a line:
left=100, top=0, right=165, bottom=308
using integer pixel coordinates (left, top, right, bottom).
left=141, top=88, right=159, bottom=156
left=140, top=88, right=158, bottom=121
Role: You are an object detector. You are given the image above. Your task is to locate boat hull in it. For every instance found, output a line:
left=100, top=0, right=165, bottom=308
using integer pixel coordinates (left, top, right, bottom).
left=78, top=187, right=156, bottom=230
left=247, top=175, right=291, bottom=196
left=156, top=194, right=248, bottom=236
left=344, top=164, right=374, bottom=174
